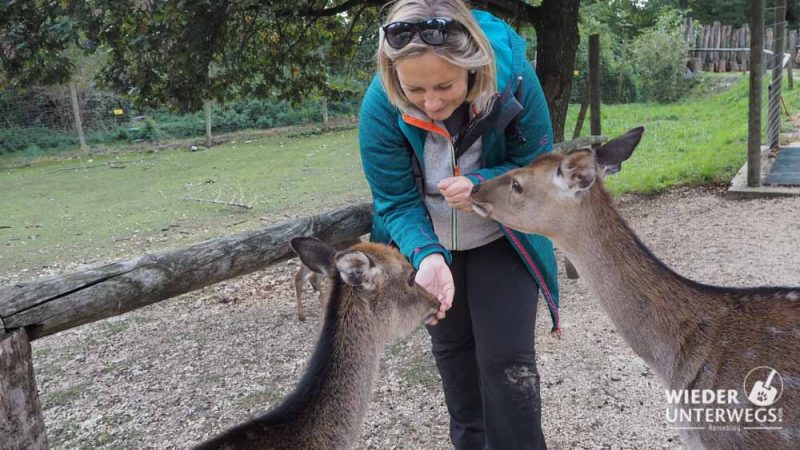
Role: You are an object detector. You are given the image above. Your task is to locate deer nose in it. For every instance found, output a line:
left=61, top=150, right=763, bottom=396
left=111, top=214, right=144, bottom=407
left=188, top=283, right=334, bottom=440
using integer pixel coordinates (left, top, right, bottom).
left=470, top=184, right=481, bottom=194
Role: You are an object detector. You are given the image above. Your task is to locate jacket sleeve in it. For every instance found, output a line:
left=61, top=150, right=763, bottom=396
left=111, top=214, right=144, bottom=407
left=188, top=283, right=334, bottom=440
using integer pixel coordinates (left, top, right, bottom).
left=359, top=77, right=452, bottom=268
left=464, top=60, right=553, bottom=185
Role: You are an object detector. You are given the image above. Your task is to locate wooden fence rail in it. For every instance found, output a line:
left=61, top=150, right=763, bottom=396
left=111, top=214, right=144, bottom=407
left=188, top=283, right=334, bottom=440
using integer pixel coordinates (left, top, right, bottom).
left=0, top=204, right=372, bottom=341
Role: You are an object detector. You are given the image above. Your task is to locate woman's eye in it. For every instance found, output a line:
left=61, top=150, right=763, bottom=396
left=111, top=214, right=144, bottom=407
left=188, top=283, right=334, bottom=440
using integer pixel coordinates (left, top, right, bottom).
left=511, top=179, right=523, bottom=194
left=436, top=84, right=452, bottom=90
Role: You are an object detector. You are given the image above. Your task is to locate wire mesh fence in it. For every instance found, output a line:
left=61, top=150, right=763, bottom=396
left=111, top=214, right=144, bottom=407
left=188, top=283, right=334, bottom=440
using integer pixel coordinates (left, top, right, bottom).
left=0, top=82, right=362, bottom=158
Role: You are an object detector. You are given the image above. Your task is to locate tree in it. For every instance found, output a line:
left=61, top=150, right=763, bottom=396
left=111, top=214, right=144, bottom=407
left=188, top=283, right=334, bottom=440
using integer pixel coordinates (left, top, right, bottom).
left=1, top=0, right=581, bottom=140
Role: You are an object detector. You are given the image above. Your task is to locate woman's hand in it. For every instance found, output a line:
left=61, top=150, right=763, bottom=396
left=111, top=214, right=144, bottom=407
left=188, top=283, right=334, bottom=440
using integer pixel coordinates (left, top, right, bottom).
left=438, top=176, right=474, bottom=213
left=415, top=253, right=454, bottom=325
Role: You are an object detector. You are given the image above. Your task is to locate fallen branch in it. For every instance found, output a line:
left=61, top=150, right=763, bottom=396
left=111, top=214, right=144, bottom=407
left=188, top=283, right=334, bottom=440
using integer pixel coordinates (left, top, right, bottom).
left=183, top=196, right=254, bottom=209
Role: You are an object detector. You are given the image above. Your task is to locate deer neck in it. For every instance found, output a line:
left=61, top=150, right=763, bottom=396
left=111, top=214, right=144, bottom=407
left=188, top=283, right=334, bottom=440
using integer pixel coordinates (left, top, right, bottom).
left=554, top=188, right=707, bottom=381
left=303, top=288, right=383, bottom=448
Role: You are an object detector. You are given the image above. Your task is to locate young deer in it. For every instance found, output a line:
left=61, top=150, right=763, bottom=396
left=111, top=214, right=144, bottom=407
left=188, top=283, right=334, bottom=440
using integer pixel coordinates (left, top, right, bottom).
left=293, top=236, right=362, bottom=321
left=471, top=128, right=800, bottom=449
left=195, top=237, right=440, bottom=450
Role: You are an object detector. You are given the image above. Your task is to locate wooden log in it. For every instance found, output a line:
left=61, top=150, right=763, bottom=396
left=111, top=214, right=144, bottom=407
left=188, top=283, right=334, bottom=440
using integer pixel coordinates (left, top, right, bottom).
left=0, top=204, right=373, bottom=340
left=0, top=329, right=49, bottom=450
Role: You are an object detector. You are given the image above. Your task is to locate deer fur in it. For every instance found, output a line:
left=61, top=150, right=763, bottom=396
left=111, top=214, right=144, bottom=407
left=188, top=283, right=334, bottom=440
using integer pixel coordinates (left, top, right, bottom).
left=195, top=237, right=439, bottom=450
left=293, top=237, right=362, bottom=321
left=470, top=127, right=800, bottom=449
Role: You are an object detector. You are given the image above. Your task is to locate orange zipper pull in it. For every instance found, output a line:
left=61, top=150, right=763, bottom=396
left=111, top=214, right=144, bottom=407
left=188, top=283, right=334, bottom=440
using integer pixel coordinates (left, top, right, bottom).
left=454, top=165, right=461, bottom=177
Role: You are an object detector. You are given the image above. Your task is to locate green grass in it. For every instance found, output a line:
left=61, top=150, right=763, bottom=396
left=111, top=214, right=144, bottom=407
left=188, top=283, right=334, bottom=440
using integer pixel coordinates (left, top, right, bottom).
left=2, top=73, right=798, bottom=277
left=575, top=72, right=800, bottom=195
left=0, top=130, right=367, bottom=276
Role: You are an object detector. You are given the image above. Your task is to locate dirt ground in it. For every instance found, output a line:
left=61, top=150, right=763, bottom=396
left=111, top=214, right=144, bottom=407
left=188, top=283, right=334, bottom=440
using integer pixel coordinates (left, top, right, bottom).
left=19, top=187, right=800, bottom=449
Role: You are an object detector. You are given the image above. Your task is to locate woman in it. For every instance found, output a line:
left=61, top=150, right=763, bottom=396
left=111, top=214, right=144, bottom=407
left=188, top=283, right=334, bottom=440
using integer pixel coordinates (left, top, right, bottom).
left=359, top=1, right=560, bottom=448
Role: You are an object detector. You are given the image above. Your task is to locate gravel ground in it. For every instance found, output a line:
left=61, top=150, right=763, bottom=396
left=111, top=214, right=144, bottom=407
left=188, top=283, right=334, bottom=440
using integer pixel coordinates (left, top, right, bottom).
left=20, top=187, right=800, bottom=449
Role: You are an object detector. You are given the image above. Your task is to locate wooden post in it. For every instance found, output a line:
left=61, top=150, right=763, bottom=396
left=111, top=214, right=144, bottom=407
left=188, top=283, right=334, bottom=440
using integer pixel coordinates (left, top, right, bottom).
left=748, top=0, right=765, bottom=187
left=204, top=100, right=212, bottom=148
left=321, top=96, right=329, bottom=130
left=788, top=30, right=796, bottom=89
left=68, top=82, right=88, bottom=157
left=572, top=82, right=590, bottom=139
left=589, top=34, right=601, bottom=140
left=0, top=329, right=49, bottom=449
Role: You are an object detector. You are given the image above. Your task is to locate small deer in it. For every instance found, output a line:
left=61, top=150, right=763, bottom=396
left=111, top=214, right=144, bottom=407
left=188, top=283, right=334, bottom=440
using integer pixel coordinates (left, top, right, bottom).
left=195, top=237, right=440, bottom=450
left=293, top=237, right=362, bottom=321
left=471, top=128, right=800, bottom=449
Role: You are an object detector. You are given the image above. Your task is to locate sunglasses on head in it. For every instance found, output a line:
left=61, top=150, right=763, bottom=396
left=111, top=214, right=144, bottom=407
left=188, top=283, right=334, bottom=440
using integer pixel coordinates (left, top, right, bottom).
left=382, top=17, right=465, bottom=49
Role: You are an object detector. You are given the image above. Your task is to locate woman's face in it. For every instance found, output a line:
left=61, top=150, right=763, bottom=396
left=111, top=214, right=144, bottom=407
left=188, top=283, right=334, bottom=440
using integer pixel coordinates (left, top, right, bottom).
left=395, top=51, right=469, bottom=121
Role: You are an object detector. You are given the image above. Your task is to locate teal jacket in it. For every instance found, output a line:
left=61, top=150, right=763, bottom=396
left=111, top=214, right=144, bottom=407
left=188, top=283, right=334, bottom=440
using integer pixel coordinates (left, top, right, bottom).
left=358, top=11, right=561, bottom=332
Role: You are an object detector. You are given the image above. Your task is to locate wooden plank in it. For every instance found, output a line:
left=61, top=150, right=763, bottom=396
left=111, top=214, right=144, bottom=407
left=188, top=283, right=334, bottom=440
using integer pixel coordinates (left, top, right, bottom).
left=0, top=204, right=372, bottom=340
left=0, top=329, right=49, bottom=450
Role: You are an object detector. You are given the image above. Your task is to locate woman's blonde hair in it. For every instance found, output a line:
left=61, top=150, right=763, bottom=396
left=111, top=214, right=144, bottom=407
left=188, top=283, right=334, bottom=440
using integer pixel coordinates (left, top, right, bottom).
left=378, top=0, right=497, bottom=114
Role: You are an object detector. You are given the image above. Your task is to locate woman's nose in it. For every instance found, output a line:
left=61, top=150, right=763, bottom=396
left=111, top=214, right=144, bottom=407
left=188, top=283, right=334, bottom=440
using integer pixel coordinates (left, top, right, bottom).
left=425, top=96, right=444, bottom=112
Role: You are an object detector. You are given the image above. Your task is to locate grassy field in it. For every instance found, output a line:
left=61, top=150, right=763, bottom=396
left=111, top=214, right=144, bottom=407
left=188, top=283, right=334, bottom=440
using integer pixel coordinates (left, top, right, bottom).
left=1, top=73, right=797, bottom=278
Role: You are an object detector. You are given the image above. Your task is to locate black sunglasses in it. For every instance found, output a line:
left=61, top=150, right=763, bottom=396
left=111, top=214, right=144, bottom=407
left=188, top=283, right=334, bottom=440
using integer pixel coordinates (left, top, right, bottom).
left=382, top=18, right=465, bottom=49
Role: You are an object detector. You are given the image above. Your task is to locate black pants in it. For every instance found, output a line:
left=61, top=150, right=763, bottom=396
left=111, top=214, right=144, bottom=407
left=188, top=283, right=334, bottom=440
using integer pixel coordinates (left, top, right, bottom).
left=426, top=238, right=546, bottom=450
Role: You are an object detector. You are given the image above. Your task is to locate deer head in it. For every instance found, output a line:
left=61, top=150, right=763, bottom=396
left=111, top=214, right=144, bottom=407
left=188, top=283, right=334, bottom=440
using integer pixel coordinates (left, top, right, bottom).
left=290, top=237, right=440, bottom=339
left=470, top=127, right=644, bottom=239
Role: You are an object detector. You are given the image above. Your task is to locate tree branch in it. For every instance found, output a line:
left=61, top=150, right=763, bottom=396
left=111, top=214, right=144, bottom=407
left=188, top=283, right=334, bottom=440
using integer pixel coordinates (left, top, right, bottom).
left=275, top=0, right=383, bottom=18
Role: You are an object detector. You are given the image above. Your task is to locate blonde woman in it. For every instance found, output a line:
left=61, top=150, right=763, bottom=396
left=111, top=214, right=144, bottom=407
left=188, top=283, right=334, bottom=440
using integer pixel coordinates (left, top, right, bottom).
left=360, top=1, right=559, bottom=448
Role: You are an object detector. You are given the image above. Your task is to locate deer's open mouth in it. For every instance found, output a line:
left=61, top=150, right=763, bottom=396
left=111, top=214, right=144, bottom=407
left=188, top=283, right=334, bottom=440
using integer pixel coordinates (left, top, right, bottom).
left=471, top=201, right=491, bottom=218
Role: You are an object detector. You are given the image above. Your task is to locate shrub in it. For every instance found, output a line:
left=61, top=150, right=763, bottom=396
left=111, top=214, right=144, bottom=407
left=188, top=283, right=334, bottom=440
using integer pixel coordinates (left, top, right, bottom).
left=628, top=10, right=694, bottom=103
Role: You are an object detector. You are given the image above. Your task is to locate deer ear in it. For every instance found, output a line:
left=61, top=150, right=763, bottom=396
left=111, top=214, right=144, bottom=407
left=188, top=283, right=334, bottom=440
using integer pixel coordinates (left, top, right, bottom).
left=556, top=149, right=597, bottom=193
left=290, top=237, right=335, bottom=276
left=335, top=251, right=381, bottom=289
left=595, top=127, right=644, bottom=176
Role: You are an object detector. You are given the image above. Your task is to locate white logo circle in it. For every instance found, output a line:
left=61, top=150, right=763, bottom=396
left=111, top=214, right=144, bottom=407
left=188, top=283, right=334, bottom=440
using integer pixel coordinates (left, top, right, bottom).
left=744, top=366, right=783, bottom=407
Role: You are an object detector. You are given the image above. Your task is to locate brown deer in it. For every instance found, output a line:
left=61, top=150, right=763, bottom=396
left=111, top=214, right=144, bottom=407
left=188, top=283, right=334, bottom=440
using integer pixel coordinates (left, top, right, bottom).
left=293, top=236, right=362, bottom=321
left=470, top=128, right=800, bottom=449
left=195, top=237, right=440, bottom=450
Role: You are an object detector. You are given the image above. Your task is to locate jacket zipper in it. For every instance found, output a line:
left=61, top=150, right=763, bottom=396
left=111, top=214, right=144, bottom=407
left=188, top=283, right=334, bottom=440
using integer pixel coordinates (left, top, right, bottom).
left=401, top=114, right=460, bottom=250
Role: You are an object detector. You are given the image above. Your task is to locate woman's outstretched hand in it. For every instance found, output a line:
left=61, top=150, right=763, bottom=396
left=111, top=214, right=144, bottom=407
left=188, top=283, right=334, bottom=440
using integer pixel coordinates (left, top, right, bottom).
left=415, top=253, right=454, bottom=325
left=438, top=176, right=474, bottom=213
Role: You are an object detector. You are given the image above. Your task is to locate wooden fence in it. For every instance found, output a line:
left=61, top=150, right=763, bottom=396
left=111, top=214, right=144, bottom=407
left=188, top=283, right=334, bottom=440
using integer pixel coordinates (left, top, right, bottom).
left=685, top=18, right=797, bottom=73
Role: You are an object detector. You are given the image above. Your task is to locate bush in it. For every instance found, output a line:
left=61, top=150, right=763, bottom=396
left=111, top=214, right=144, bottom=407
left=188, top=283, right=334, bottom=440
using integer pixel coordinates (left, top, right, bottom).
left=628, top=10, right=694, bottom=103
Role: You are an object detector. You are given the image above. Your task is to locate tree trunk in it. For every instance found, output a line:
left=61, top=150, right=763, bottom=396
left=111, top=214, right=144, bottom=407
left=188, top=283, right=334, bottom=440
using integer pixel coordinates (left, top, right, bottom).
left=532, top=0, right=581, bottom=143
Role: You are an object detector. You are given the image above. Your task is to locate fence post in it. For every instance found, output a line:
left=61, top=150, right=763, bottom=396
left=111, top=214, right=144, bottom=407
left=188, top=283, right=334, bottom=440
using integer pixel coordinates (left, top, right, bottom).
left=788, top=30, right=796, bottom=89
left=205, top=100, right=212, bottom=148
left=68, top=82, right=88, bottom=157
left=748, top=0, right=765, bottom=187
left=589, top=34, right=601, bottom=141
left=0, top=328, right=49, bottom=449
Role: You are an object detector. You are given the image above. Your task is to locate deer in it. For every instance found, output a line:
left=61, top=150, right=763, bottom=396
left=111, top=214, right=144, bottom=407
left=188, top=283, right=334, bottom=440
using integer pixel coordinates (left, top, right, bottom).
left=293, top=236, right=362, bottom=321
left=470, top=127, right=800, bottom=449
left=195, top=237, right=440, bottom=450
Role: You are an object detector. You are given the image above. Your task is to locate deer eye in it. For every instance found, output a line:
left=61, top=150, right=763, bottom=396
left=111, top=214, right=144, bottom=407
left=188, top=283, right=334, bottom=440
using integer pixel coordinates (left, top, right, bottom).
left=511, top=178, right=523, bottom=194
left=407, top=270, right=417, bottom=287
